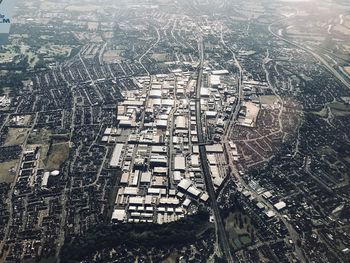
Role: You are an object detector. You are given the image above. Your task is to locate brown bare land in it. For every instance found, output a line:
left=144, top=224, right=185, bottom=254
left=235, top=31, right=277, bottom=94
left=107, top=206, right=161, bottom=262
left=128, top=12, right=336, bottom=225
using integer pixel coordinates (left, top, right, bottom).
left=0, top=160, right=18, bottom=183
left=3, top=128, right=30, bottom=146
left=46, top=142, right=70, bottom=171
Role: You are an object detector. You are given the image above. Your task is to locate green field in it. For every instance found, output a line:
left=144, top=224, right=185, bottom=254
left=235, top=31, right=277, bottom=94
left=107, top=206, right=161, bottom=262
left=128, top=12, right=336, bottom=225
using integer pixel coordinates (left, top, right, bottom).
left=224, top=212, right=254, bottom=250
left=329, top=102, right=350, bottom=116
left=28, top=129, right=52, bottom=145
left=312, top=106, right=328, bottom=118
left=38, top=45, right=73, bottom=59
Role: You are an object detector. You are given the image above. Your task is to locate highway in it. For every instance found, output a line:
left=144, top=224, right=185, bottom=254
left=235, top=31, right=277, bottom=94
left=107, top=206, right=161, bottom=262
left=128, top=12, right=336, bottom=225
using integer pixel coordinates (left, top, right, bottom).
left=195, top=38, right=234, bottom=262
left=268, top=20, right=350, bottom=91
left=218, top=21, right=307, bottom=262
left=220, top=24, right=243, bottom=140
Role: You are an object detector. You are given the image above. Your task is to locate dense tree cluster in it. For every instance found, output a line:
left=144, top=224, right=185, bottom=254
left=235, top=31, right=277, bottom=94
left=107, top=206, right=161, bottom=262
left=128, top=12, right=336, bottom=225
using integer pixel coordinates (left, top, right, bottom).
left=60, top=211, right=210, bottom=262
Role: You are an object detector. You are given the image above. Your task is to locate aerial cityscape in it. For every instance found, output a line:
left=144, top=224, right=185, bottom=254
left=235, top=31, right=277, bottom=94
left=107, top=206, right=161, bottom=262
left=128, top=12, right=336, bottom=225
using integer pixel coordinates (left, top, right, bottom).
left=0, top=0, right=350, bottom=262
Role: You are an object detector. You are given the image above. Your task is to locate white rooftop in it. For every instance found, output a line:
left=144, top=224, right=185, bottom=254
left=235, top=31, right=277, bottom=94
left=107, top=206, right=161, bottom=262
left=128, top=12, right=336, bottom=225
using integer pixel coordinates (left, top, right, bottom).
left=178, top=179, right=192, bottom=191
left=274, top=201, right=287, bottom=210
left=112, top=209, right=126, bottom=222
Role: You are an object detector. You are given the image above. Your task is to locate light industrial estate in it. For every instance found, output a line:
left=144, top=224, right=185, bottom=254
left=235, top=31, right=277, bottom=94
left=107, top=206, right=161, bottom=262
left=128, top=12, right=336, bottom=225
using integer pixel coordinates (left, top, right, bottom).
left=109, top=71, right=236, bottom=224
left=0, top=0, right=350, bottom=262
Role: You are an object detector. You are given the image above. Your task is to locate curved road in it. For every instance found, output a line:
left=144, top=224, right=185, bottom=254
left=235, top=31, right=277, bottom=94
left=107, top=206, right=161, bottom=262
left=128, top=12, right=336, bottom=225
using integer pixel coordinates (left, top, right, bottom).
left=268, top=19, right=350, bottom=90
left=138, top=26, right=160, bottom=76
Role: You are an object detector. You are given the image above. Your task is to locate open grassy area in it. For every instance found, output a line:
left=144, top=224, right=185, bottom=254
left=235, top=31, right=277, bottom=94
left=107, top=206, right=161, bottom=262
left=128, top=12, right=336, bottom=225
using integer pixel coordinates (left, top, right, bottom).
left=329, top=102, right=350, bottom=116
left=239, top=235, right=252, bottom=246
left=163, top=251, right=179, bottom=263
left=0, top=51, right=18, bottom=63
left=38, top=145, right=49, bottom=169
left=28, top=129, right=52, bottom=145
left=46, top=142, right=70, bottom=170
left=0, top=160, right=18, bottom=183
left=38, top=45, right=73, bottom=59
left=312, top=106, right=328, bottom=118
left=341, top=97, right=350, bottom=104
left=28, top=129, right=69, bottom=170
left=3, top=128, right=29, bottom=146
left=152, top=53, right=168, bottom=62
left=27, top=144, right=49, bottom=169
left=103, top=50, right=123, bottom=63
left=20, top=45, right=39, bottom=69
left=224, top=212, right=254, bottom=250
left=317, top=146, right=334, bottom=156
left=260, top=95, right=278, bottom=105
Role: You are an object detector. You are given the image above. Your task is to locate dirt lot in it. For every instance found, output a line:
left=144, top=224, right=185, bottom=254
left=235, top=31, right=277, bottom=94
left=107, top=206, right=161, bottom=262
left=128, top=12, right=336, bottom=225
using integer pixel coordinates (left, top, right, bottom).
left=3, top=128, right=30, bottom=146
left=260, top=95, right=279, bottom=105
left=9, top=115, right=32, bottom=127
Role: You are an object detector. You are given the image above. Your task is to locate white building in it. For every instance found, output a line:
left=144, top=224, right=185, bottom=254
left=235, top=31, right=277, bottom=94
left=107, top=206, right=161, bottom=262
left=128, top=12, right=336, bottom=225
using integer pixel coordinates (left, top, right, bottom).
left=174, top=156, right=186, bottom=171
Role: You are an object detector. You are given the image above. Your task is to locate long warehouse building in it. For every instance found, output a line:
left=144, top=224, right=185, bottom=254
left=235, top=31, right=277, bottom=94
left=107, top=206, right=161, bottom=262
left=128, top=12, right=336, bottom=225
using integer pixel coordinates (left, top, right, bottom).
left=110, top=144, right=124, bottom=168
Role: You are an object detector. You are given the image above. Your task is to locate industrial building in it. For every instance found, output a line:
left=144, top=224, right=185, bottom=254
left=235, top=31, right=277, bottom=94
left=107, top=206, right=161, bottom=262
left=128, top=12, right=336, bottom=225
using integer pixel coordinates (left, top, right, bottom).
left=109, top=73, right=230, bottom=224
left=110, top=144, right=124, bottom=168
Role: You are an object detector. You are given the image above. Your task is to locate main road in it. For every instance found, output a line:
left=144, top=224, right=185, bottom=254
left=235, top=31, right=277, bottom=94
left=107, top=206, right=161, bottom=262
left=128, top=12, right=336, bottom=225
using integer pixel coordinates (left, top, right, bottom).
left=195, top=38, right=234, bottom=262
left=220, top=24, right=243, bottom=140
